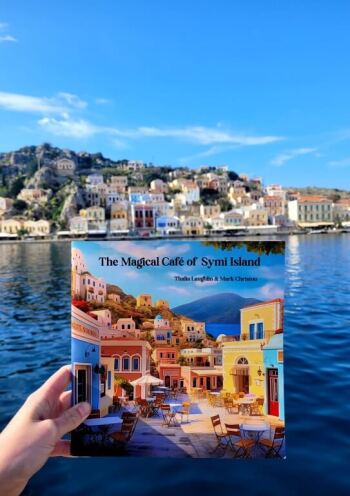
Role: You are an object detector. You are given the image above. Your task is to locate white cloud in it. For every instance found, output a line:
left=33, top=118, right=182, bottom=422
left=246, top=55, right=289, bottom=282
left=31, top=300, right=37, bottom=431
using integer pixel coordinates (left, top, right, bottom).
left=159, top=285, right=191, bottom=296
left=137, top=126, right=283, bottom=146
left=271, top=147, right=317, bottom=166
left=257, top=283, right=284, bottom=300
left=328, top=157, right=350, bottom=168
left=38, top=117, right=98, bottom=138
left=0, top=34, right=17, bottom=43
left=0, top=91, right=87, bottom=115
left=95, top=98, right=111, bottom=105
left=0, top=21, right=18, bottom=43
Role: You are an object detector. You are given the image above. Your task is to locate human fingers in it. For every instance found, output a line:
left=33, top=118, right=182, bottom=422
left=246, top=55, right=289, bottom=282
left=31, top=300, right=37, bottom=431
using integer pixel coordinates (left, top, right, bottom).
left=53, top=402, right=91, bottom=438
left=59, top=390, right=72, bottom=414
left=39, top=365, right=71, bottom=398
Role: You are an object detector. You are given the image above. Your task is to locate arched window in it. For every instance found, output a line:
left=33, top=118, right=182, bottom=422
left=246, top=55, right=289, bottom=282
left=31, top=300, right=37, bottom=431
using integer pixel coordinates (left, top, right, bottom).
left=132, top=355, right=140, bottom=371
left=122, top=355, right=130, bottom=371
left=236, top=357, right=249, bottom=365
left=113, top=356, right=120, bottom=371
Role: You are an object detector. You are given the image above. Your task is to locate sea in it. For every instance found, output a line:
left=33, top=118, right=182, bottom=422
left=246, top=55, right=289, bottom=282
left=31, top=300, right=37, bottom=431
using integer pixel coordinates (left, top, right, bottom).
left=0, top=235, right=349, bottom=495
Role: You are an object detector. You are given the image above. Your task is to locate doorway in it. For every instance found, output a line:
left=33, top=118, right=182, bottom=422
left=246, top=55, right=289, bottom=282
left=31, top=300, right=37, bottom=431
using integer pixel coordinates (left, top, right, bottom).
left=267, top=368, right=279, bottom=416
left=74, top=364, right=91, bottom=404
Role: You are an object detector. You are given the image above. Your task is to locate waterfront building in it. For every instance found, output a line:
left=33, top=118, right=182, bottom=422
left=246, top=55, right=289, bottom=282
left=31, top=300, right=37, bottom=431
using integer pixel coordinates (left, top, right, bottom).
left=263, top=332, right=284, bottom=421
left=130, top=204, right=155, bottom=231
left=0, top=219, right=22, bottom=234
left=82, top=206, right=105, bottom=222
left=263, top=196, right=285, bottom=218
left=69, top=216, right=88, bottom=234
left=105, top=188, right=126, bottom=207
left=181, top=216, right=204, bottom=236
left=333, top=199, right=350, bottom=223
left=222, top=299, right=284, bottom=399
left=23, top=219, right=50, bottom=236
left=85, top=183, right=107, bottom=207
left=223, top=210, right=244, bottom=227
left=156, top=215, right=180, bottom=236
left=288, top=196, right=334, bottom=227
left=109, top=218, right=129, bottom=232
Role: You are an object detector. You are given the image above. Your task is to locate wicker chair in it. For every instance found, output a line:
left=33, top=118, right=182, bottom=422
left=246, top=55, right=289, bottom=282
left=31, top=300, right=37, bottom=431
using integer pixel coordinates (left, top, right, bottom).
left=160, top=404, right=177, bottom=427
left=177, top=401, right=191, bottom=423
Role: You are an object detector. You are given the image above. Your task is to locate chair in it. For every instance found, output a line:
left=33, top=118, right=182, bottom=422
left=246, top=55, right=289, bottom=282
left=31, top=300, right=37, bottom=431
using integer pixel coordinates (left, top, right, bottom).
left=210, top=415, right=229, bottom=453
left=110, top=417, right=138, bottom=448
left=259, top=426, right=285, bottom=458
left=177, top=402, right=191, bottom=423
left=223, top=398, right=239, bottom=414
left=238, top=392, right=245, bottom=398
left=225, top=423, right=255, bottom=458
left=160, top=404, right=178, bottom=427
left=250, top=398, right=264, bottom=416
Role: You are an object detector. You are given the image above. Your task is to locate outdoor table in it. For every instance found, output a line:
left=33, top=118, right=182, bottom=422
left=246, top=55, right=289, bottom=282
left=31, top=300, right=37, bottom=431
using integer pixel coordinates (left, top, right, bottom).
left=240, top=422, right=270, bottom=451
left=236, top=397, right=255, bottom=415
left=168, top=402, right=182, bottom=413
left=84, top=416, right=123, bottom=444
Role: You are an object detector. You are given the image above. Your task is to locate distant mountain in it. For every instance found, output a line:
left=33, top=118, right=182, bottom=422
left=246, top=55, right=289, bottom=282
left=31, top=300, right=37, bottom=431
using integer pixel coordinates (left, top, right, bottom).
left=172, top=292, right=261, bottom=324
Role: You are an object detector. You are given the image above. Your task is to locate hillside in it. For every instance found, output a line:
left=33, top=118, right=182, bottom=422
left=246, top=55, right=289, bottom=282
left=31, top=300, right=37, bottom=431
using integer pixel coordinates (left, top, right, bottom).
left=172, top=292, right=261, bottom=324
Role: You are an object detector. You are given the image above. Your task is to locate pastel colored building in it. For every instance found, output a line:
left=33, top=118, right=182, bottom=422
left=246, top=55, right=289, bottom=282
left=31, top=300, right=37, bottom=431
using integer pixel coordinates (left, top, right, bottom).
left=222, top=299, right=284, bottom=397
left=156, top=215, right=180, bottom=235
left=152, top=314, right=173, bottom=343
left=263, top=333, right=284, bottom=421
left=111, top=318, right=141, bottom=338
left=70, top=216, right=88, bottom=234
left=71, top=305, right=113, bottom=418
left=180, top=320, right=206, bottom=342
left=101, top=337, right=151, bottom=399
left=130, top=204, right=155, bottom=230
left=107, top=293, right=121, bottom=303
left=181, top=365, right=223, bottom=391
left=180, top=347, right=222, bottom=367
left=55, top=157, right=76, bottom=176
left=17, top=188, right=49, bottom=204
left=71, top=248, right=106, bottom=303
left=181, top=216, right=204, bottom=236
left=288, top=196, right=333, bottom=227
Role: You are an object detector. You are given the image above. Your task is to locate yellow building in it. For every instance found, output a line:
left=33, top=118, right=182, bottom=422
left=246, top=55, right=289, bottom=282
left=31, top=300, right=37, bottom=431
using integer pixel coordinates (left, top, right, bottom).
left=136, top=294, right=152, bottom=308
left=155, top=299, right=169, bottom=309
left=222, top=299, right=283, bottom=397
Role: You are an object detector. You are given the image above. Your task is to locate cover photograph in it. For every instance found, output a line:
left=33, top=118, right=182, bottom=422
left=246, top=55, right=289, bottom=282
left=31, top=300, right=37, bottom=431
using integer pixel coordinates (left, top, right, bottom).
left=70, top=240, right=286, bottom=458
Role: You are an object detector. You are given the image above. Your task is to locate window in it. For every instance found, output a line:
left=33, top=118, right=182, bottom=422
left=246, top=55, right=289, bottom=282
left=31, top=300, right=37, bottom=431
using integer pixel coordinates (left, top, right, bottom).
left=249, top=323, right=255, bottom=340
left=132, top=356, right=140, bottom=371
left=237, top=357, right=249, bottom=365
left=122, top=356, right=130, bottom=370
left=256, top=322, right=264, bottom=339
left=107, top=371, right=112, bottom=390
left=114, top=357, right=120, bottom=370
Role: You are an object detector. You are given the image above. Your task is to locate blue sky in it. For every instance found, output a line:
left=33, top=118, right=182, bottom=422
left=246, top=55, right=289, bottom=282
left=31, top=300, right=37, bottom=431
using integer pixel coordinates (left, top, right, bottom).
left=73, top=240, right=285, bottom=307
left=1, top=1, right=350, bottom=188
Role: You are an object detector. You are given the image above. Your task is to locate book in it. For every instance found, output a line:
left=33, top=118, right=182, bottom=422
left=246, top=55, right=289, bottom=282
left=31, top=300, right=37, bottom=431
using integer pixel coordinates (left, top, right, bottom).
left=71, top=239, right=286, bottom=458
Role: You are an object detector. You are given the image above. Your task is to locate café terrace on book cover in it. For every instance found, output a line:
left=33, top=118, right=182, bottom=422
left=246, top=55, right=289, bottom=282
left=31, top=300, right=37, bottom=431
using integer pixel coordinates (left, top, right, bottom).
left=70, top=240, right=286, bottom=458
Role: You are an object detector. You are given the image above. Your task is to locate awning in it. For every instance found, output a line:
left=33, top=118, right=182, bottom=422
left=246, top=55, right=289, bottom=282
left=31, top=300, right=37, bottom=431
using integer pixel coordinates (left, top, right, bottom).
left=192, top=369, right=223, bottom=377
left=298, top=222, right=334, bottom=227
left=230, top=366, right=249, bottom=376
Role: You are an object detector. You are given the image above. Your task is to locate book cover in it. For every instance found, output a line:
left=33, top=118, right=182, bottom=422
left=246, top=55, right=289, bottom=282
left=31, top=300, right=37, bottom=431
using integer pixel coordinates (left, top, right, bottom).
left=71, top=239, right=286, bottom=458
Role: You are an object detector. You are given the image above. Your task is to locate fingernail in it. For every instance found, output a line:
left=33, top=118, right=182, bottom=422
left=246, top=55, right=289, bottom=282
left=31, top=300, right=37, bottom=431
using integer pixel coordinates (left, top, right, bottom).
left=77, top=402, right=91, bottom=417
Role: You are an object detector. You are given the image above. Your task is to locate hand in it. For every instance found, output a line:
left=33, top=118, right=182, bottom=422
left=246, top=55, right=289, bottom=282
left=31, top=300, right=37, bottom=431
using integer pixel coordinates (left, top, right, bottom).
left=0, top=365, right=91, bottom=496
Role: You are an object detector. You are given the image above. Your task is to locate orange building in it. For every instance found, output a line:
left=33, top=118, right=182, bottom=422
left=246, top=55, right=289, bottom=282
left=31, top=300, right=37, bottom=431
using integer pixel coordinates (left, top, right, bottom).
left=101, top=337, right=151, bottom=399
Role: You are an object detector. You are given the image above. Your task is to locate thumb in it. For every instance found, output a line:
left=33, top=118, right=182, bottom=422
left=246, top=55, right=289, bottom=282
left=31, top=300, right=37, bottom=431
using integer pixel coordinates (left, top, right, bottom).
left=54, top=402, right=91, bottom=437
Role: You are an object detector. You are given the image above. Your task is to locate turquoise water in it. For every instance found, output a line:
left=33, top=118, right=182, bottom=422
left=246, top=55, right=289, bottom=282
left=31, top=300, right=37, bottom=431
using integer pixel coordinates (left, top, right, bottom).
left=0, top=235, right=350, bottom=495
